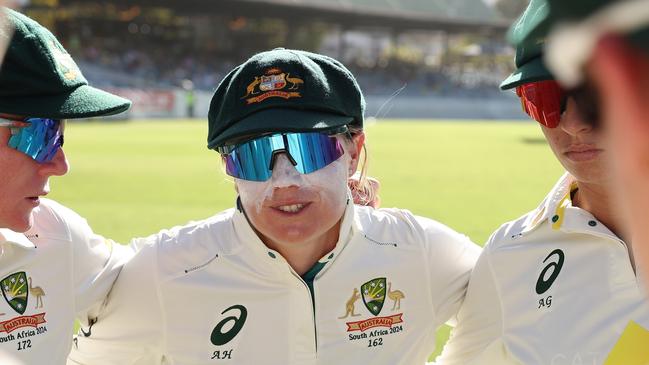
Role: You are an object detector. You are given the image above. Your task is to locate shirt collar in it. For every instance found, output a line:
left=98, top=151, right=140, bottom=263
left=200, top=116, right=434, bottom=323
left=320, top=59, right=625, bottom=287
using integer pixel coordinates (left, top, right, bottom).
left=521, top=172, right=618, bottom=239
left=522, top=172, right=578, bottom=234
left=232, top=191, right=357, bottom=269
left=0, top=228, right=36, bottom=249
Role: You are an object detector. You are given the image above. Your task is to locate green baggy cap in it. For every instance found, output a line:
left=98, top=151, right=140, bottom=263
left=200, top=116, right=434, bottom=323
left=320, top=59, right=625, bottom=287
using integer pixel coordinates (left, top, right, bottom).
left=207, top=48, right=364, bottom=149
left=500, top=0, right=554, bottom=90
left=509, top=0, right=649, bottom=51
left=0, top=8, right=131, bottom=118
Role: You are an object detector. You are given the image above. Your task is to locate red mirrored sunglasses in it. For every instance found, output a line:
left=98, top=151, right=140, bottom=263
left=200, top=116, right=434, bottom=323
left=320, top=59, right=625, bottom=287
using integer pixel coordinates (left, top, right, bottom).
left=515, top=80, right=566, bottom=128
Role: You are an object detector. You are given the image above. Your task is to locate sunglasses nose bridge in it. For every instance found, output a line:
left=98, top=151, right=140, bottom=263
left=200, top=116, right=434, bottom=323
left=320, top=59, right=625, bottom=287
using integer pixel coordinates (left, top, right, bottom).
left=267, top=153, right=303, bottom=187
left=269, top=149, right=298, bottom=171
left=269, top=134, right=298, bottom=171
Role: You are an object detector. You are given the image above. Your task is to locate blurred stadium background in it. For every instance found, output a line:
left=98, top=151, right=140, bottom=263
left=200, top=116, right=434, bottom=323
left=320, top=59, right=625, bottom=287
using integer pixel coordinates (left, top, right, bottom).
left=23, top=0, right=529, bottom=119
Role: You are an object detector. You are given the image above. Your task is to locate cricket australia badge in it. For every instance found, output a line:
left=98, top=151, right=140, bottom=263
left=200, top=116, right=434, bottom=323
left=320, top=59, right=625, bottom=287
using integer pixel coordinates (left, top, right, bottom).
left=339, top=277, right=405, bottom=348
left=0, top=272, right=48, bottom=350
left=1, top=272, right=28, bottom=315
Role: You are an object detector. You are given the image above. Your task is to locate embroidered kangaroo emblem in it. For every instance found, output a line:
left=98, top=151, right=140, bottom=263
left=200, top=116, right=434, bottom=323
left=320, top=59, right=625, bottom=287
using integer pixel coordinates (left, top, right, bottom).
left=241, top=76, right=261, bottom=98
left=338, top=288, right=361, bottom=319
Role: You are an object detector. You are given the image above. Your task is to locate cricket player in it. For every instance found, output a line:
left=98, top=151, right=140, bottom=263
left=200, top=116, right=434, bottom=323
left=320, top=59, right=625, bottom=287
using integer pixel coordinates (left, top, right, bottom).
left=542, top=0, right=649, bottom=295
left=68, top=48, right=480, bottom=365
left=435, top=1, right=649, bottom=364
left=0, top=9, right=134, bottom=365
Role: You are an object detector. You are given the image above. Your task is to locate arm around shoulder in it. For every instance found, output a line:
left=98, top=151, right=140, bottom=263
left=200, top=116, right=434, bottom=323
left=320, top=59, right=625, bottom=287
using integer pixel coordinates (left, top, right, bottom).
left=416, top=215, right=481, bottom=325
left=40, top=200, right=136, bottom=322
left=68, top=236, right=165, bottom=365
left=434, top=236, right=505, bottom=365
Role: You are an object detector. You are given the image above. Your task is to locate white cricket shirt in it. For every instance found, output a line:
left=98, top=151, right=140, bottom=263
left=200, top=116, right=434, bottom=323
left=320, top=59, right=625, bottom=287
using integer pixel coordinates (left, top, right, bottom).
left=436, top=173, right=649, bottom=365
left=0, top=199, right=132, bottom=365
left=69, top=200, right=480, bottom=365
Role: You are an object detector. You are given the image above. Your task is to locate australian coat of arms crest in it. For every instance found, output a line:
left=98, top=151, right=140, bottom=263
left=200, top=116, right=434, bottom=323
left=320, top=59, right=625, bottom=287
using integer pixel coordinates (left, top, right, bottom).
left=241, top=68, right=304, bottom=104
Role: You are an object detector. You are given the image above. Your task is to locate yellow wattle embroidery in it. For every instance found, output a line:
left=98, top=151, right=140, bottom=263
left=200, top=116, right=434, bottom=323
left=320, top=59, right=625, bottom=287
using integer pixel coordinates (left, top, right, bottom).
left=551, top=182, right=578, bottom=230
left=551, top=193, right=571, bottom=230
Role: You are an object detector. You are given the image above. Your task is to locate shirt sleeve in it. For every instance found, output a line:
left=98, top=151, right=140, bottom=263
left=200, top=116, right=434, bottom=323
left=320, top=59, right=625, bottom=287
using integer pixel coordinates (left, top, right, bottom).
left=67, top=237, right=166, bottom=365
left=434, top=237, right=505, bottom=365
left=417, top=216, right=481, bottom=326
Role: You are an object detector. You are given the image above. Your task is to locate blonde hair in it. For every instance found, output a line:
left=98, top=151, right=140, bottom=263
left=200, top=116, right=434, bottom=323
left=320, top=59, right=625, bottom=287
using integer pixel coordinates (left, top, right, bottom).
left=346, top=126, right=375, bottom=206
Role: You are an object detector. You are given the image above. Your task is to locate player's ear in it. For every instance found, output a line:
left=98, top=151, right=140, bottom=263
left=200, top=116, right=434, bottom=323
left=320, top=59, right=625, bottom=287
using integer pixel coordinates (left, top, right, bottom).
left=347, top=132, right=365, bottom=177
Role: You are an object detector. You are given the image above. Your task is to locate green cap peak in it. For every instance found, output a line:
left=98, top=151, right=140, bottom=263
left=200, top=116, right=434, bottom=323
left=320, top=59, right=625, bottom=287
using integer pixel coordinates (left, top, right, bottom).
left=0, top=8, right=131, bottom=118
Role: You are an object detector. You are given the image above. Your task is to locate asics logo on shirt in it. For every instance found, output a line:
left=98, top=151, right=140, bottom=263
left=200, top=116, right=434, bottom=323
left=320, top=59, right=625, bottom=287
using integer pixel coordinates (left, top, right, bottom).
left=536, top=249, right=565, bottom=295
left=210, top=304, right=247, bottom=346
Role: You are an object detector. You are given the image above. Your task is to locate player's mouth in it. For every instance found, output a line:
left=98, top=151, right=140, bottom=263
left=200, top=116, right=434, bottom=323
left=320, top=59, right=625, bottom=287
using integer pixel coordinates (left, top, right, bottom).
left=564, top=145, right=603, bottom=162
left=272, top=202, right=311, bottom=215
left=277, top=204, right=305, bottom=213
left=26, top=191, right=48, bottom=205
left=25, top=197, right=41, bottom=206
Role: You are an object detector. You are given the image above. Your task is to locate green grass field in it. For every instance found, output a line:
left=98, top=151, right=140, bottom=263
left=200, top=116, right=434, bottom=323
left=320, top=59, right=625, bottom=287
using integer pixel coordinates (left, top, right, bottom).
left=50, top=118, right=564, bottom=360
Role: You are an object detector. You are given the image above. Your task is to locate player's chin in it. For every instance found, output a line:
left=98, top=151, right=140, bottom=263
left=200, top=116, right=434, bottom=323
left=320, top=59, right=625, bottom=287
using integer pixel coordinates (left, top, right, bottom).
left=3, top=210, right=34, bottom=233
left=270, top=225, right=321, bottom=244
left=568, top=162, right=611, bottom=185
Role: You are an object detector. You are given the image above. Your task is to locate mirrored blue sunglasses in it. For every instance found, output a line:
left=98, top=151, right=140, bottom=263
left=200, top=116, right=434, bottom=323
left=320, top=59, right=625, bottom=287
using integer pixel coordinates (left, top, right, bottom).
left=216, top=130, right=347, bottom=182
left=0, top=117, right=64, bottom=163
